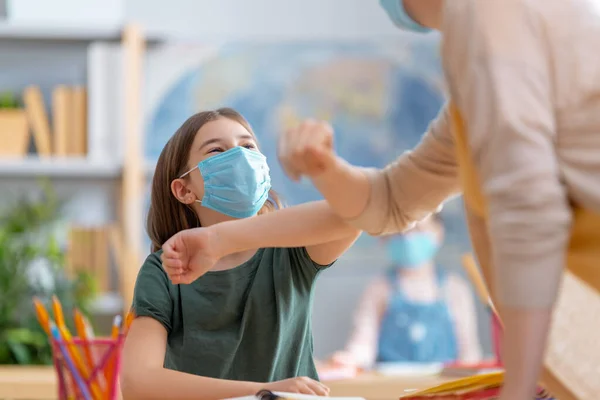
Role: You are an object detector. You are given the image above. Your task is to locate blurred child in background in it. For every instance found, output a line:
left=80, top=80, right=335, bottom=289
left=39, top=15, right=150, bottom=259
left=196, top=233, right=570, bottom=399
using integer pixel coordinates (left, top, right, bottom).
left=322, top=215, right=482, bottom=371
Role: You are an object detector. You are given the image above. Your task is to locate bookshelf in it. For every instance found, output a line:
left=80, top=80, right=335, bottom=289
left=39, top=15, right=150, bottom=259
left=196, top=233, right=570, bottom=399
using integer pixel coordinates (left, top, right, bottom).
left=0, top=157, right=121, bottom=178
left=0, top=22, right=125, bottom=41
left=0, top=21, right=166, bottom=42
left=0, top=23, right=153, bottom=314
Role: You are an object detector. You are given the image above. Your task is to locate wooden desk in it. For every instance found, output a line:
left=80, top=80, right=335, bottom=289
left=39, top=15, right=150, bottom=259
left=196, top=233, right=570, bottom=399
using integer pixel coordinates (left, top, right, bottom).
left=0, top=366, right=449, bottom=400
left=0, top=366, right=56, bottom=400
left=327, top=373, right=451, bottom=400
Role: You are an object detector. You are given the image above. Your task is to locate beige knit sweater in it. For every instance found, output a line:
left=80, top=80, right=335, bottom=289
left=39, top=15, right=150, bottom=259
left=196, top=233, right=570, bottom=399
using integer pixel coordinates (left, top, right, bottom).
left=348, top=0, right=600, bottom=309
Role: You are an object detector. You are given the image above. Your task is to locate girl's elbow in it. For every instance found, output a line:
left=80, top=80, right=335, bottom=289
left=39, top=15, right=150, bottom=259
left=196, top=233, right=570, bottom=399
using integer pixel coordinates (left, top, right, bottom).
left=120, top=367, right=149, bottom=400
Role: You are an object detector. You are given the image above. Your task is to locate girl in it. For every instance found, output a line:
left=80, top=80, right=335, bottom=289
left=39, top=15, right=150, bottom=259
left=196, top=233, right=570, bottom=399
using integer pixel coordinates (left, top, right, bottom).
left=121, top=108, right=361, bottom=400
left=276, top=1, right=600, bottom=399
left=324, top=215, right=481, bottom=370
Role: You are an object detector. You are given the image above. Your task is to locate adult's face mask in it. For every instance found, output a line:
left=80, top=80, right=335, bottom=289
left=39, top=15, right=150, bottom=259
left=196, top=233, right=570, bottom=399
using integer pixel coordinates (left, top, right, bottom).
left=386, top=232, right=439, bottom=269
left=180, top=146, right=272, bottom=219
left=379, top=0, right=432, bottom=33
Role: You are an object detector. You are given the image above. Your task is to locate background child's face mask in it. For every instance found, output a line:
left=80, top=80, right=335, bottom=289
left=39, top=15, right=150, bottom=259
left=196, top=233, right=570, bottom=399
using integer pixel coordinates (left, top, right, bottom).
left=180, top=146, right=272, bottom=218
left=385, top=232, right=439, bottom=269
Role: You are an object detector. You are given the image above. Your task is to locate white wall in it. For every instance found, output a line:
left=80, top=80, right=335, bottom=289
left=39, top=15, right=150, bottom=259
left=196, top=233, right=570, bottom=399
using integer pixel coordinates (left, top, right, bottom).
left=126, top=0, right=402, bottom=40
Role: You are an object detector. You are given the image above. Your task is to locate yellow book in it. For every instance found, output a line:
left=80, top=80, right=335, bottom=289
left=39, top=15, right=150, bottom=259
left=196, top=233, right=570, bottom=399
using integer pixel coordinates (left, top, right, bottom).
left=23, top=85, right=52, bottom=156
left=52, top=86, right=72, bottom=157
left=70, top=86, right=87, bottom=156
left=399, top=372, right=504, bottom=398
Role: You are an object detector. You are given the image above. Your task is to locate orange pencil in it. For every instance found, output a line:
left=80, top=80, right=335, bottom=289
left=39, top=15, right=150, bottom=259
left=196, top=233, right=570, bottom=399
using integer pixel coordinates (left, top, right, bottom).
left=75, top=309, right=107, bottom=393
left=104, top=315, right=123, bottom=395
left=32, top=297, right=51, bottom=335
left=53, top=297, right=103, bottom=400
left=111, top=315, right=122, bottom=339
left=74, top=310, right=94, bottom=369
left=123, top=309, right=135, bottom=334
left=51, top=295, right=66, bottom=329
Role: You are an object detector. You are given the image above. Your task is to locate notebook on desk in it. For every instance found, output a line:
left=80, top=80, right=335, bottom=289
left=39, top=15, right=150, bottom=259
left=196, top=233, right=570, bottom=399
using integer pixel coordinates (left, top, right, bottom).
left=224, top=390, right=365, bottom=400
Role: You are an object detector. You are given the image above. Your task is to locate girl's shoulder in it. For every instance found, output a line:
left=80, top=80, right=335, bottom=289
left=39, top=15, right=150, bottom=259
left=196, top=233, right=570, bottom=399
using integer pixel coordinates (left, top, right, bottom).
left=255, top=247, right=334, bottom=288
left=132, top=250, right=176, bottom=333
left=261, top=246, right=334, bottom=270
left=137, top=250, right=168, bottom=279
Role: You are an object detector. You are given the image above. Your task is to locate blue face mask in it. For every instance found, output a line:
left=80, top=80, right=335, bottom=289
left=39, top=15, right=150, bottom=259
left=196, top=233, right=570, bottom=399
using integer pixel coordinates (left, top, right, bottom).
left=386, top=232, right=439, bottom=269
left=180, top=146, right=272, bottom=219
left=379, top=0, right=432, bottom=33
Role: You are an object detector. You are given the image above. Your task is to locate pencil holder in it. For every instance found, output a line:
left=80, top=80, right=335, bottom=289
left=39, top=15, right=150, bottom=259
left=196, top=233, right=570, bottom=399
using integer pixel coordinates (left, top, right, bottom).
left=51, top=336, right=124, bottom=400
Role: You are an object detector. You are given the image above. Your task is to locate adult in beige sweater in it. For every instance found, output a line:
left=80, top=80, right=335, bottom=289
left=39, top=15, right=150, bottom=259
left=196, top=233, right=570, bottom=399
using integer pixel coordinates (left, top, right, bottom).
left=278, top=1, right=600, bottom=399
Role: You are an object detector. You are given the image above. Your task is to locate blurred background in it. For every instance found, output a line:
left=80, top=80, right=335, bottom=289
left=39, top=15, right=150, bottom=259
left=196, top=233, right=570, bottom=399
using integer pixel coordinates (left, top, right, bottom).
left=0, top=0, right=491, bottom=377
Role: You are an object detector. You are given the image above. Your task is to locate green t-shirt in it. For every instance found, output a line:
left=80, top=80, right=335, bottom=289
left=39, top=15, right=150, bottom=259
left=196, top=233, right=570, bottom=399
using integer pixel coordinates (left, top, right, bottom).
left=132, top=247, right=331, bottom=383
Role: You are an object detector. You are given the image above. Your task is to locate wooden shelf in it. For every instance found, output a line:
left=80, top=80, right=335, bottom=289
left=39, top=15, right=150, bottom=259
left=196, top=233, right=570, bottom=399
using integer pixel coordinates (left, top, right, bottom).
left=0, top=157, right=121, bottom=178
left=0, top=21, right=123, bottom=40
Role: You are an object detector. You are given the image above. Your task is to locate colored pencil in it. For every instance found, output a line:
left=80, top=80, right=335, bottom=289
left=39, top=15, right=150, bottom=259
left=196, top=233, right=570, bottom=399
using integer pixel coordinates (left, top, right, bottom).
left=105, top=315, right=123, bottom=398
left=74, top=309, right=94, bottom=369
left=50, top=323, right=92, bottom=400
left=32, top=297, right=51, bottom=335
left=81, top=313, right=108, bottom=392
left=124, top=309, right=135, bottom=334
left=51, top=295, right=66, bottom=330
left=52, top=297, right=103, bottom=400
left=111, top=315, right=122, bottom=339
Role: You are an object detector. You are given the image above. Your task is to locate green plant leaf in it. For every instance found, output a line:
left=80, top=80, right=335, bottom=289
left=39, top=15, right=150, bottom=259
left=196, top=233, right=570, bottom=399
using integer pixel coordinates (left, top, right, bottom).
left=0, top=182, right=97, bottom=365
left=5, top=328, right=47, bottom=347
left=0, top=342, right=13, bottom=364
left=0, top=92, right=18, bottom=109
left=6, top=340, right=31, bottom=365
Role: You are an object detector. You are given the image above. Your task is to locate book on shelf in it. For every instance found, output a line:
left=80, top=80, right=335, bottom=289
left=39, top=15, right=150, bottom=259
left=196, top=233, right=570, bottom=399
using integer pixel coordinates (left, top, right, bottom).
left=52, top=85, right=70, bottom=156
left=51, top=85, right=88, bottom=157
left=71, top=86, right=87, bottom=156
left=23, top=85, right=52, bottom=156
left=67, top=225, right=113, bottom=293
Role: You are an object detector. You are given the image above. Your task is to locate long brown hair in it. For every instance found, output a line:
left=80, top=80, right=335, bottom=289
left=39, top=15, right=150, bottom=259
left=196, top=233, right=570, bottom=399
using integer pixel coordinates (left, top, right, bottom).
left=147, top=107, right=283, bottom=252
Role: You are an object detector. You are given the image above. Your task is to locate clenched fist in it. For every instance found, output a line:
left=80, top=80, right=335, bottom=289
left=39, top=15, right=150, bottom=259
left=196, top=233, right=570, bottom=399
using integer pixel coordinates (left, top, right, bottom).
left=161, top=227, right=221, bottom=284
left=278, top=119, right=337, bottom=181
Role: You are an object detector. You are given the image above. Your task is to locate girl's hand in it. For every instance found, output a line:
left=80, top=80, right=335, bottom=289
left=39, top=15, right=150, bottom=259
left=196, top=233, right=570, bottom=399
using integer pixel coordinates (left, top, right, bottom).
left=160, top=227, right=221, bottom=284
left=278, top=119, right=337, bottom=181
left=263, top=376, right=330, bottom=396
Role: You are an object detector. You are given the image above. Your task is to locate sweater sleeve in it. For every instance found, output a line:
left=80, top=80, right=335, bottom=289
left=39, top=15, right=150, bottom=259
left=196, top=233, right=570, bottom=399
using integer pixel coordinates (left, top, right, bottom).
left=346, top=104, right=461, bottom=235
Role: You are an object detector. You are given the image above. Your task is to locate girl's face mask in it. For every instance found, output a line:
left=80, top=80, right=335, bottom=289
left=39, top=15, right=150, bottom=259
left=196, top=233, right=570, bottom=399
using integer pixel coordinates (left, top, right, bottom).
left=385, top=232, right=439, bottom=269
left=180, top=146, right=272, bottom=219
